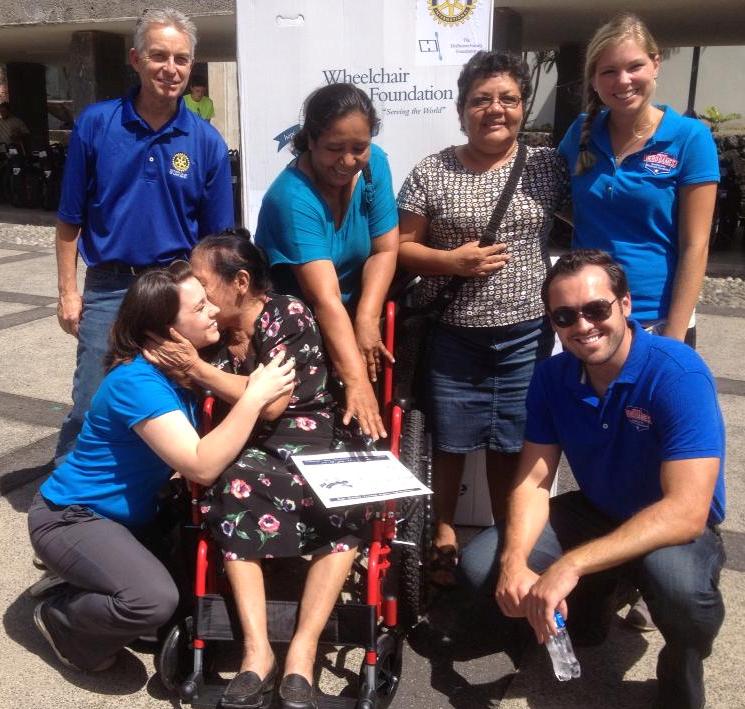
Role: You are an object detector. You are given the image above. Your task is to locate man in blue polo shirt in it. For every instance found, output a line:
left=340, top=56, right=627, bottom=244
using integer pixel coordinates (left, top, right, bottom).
left=54, top=7, right=233, bottom=460
left=459, top=250, right=725, bottom=709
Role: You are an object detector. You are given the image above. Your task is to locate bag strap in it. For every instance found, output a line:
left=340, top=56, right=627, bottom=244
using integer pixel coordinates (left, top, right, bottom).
left=480, top=142, right=527, bottom=246
left=431, top=142, right=528, bottom=313
left=361, top=164, right=374, bottom=212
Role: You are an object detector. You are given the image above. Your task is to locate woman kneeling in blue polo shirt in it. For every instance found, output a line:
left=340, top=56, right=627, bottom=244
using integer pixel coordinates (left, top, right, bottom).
left=559, top=13, right=719, bottom=347
left=27, top=262, right=294, bottom=673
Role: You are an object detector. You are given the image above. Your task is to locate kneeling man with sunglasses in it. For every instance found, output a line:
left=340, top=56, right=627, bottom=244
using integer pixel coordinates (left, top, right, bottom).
left=459, top=249, right=725, bottom=709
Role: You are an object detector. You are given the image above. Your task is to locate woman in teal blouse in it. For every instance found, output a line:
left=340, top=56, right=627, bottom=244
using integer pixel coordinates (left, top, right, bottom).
left=256, top=83, right=399, bottom=441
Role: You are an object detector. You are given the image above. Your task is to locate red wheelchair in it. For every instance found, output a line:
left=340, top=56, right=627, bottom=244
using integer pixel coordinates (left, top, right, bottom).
left=157, top=300, right=432, bottom=708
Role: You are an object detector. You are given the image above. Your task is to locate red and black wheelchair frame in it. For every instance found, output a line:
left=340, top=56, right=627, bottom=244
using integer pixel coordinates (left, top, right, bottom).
left=157, top=300, right=432, bottom=709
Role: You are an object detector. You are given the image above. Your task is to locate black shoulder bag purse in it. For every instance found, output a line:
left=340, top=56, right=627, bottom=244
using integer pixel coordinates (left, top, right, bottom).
left=394, top=142, right=528, bottom=404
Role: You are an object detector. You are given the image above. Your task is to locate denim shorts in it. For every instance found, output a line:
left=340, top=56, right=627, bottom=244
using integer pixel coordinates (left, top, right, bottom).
left=427, top=316, right=553, bottom=454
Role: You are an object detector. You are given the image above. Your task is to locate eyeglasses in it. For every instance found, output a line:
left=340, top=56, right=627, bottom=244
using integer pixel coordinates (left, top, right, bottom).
left=467, top=94, right=522, bottom=111
left=143, top=51, right=193, bottom=68
left=549, top=298, right=618, bottom=328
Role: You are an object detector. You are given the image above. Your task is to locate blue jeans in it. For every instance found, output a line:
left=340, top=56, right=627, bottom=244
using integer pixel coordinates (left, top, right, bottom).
left=459, top=491, right=725, bottom=709
left=54, top=268, right=138, bottom=464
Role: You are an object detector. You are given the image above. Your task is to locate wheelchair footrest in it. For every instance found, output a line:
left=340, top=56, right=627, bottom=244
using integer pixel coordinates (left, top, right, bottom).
left=182, top=673, right=228, bottom=709
left=195, top=594, right=378, bottom=646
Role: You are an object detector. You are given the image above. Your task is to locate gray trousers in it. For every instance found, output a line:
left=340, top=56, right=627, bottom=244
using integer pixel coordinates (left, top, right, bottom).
left=27, top=492, right=179, bottom=670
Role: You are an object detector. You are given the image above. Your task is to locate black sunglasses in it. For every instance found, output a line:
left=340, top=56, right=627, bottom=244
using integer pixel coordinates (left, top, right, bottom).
left=549, top=298, right=618, bottom=328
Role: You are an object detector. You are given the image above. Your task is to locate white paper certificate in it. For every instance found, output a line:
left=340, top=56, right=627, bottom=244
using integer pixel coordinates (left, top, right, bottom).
left=291, top=451, right=432, bottom=509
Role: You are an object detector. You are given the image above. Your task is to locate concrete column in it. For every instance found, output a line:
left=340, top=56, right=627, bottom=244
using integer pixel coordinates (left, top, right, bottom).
left=491, top=7, right=523, bottom=53
left=69, top=31, right=127, bottom=117
left=208, top=61, right=240, bottom=150
left=5, top=62, right=48, bottom=148
left=553, top=42, right=583, bottom=145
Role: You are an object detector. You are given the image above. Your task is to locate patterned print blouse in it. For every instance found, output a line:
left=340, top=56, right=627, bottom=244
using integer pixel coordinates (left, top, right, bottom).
left=397, top=145, right=569, bottom=328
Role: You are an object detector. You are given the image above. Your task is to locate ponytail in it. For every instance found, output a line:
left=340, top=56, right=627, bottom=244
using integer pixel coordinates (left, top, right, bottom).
left=575, top=91, right=603, bottom=175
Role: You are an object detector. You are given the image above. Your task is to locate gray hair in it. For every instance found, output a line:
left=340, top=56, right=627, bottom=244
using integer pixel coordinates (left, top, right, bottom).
left=133, top=7, right=198, bottom=57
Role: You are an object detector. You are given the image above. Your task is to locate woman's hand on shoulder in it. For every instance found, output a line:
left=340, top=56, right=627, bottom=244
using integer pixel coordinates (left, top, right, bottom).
left=450, top=240, right=510, bottom=277
left=143, top=328, right=201, bottom=387
left=355, top=315, right=394, bottom=383
left=244, top=350, right=296, bottom=408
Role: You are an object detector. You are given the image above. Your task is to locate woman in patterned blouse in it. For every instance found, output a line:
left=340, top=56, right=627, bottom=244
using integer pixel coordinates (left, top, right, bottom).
left=397, top=51, right=568, bottom=585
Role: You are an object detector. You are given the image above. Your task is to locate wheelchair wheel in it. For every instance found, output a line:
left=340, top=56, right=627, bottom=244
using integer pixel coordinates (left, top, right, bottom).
left=357, top=632, right=403, bottom=709
left=396, top=408, right=432, bottom=629
left=157, top=615, right=194, bottom=693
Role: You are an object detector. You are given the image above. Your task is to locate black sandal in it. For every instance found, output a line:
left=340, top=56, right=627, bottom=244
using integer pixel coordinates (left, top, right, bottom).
left=429, top=544, right=459, bottom=587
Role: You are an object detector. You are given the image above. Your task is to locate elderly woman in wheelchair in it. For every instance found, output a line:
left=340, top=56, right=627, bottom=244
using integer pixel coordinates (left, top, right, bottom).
left=144, top=229, right=368, bottom=709
left=28, top=261, right=295, bottom=676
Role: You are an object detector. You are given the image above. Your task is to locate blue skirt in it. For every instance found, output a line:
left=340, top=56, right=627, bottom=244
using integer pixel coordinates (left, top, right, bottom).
left=427, top=317, right=553, bottom=454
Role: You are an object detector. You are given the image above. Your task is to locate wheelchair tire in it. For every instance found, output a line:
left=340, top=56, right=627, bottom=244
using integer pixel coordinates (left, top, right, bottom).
left=157, top=615, right=194, bottom=694
left=357, top=632, right=403, bottom=709
left=396, top=409, right=432, bottom=629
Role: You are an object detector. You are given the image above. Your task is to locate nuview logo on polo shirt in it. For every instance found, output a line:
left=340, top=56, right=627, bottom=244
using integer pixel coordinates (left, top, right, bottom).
left=625, top=406, right=652, bottom=431
left=642, top=151, right=678, bottom=175
left=170, top=152, right=190, bottom=179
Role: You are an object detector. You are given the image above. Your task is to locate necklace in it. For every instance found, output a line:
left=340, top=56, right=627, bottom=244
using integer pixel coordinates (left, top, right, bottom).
left=612, top=114, right=657, bottom=163
left=613, top=126, right=650, bottom=162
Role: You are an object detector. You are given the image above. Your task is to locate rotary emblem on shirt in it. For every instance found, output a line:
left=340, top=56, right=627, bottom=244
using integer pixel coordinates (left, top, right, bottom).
left=625, top=406, right=652, bottom=431
left=429, top=0, right=477, bottom=25
left=171, top=152, right=190, bottom=173
left=642, top=151, right=678, bottom=175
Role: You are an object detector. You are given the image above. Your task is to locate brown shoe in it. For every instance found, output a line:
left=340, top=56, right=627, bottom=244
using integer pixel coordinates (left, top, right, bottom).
left=625, top=597, right=657, bottom=632
left=429, top=545, right=459, bottom=587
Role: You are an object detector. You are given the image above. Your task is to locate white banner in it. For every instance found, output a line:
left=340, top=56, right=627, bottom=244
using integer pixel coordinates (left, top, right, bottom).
left=235, top=0, right=493, bottom=229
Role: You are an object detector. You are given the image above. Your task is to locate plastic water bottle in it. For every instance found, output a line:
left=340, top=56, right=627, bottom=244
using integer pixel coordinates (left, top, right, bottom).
left=545, top=610, right=581, bottom=681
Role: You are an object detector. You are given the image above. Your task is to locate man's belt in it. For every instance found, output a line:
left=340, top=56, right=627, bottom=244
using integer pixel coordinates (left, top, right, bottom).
left=89, top=262, right=157, bottom=276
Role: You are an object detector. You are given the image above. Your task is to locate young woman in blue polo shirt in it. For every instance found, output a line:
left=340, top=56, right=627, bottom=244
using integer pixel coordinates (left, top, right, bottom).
left=559, top=13, right=719, bottom=347
left=255, top=83, right=399, bottom=442
left=28, top=263, right=294, bottom=674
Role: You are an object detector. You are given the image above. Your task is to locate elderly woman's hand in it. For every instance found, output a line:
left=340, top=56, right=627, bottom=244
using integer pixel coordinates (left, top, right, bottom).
left=355, top=316, right=395, bottom=383
left=450, top=240, right=510, bottom=277
left=143, top=328, right=201, bottom=387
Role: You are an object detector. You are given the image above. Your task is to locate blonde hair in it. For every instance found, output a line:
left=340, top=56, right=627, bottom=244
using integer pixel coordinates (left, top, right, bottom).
left=575, top=13, right=660, bottom=175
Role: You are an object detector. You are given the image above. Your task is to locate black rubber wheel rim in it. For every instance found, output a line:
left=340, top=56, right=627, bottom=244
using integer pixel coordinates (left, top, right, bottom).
left=157, top=615, right=194, bottom=693
left=367, top=632, right=403, bottom=709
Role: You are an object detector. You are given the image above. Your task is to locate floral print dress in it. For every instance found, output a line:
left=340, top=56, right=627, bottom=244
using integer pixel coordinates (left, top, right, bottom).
left=202, top=293, right=365, bottom=559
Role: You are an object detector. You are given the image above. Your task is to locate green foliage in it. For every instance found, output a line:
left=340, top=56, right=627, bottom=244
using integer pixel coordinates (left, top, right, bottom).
left=701, top=106, right=742, bottom=132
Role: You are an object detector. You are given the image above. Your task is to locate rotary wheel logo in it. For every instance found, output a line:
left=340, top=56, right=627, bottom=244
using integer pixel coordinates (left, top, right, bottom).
left=172, top=152, right=190, bottom=172
left=429, top=0, right=477, bottom=25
